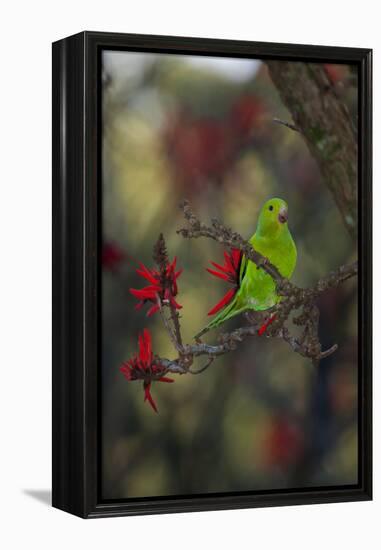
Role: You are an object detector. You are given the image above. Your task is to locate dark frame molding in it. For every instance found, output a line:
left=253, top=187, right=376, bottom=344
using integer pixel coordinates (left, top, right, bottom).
left=52, top=31, right=372, bottom=519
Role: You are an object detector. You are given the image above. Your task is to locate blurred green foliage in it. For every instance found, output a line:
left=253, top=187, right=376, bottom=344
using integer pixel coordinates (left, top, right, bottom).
left=101, top=52, right=358, bottom=499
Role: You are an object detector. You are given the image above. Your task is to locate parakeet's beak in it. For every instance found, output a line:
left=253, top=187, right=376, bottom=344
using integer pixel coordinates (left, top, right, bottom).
left=278, top=206, right=288, bottom=224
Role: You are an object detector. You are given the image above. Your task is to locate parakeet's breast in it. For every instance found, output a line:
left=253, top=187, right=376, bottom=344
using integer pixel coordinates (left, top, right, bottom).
left=254, top=230, right=297, bottom=279
left=237, top=228, right=297, bottom=311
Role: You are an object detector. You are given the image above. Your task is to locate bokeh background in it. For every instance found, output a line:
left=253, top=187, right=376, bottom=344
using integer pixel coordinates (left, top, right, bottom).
left=101, top=51, right=358, bottom=500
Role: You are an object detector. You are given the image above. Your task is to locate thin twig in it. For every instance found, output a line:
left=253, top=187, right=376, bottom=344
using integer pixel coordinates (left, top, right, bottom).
left=169, top=302, right=183, bottom=348
left=189, top=357, right=215, bottom=374
left=158, top=297, right=183, bottom=353
left=273, top=117, right=300, bottom=132
left=319, top=344, right=339, bottom=360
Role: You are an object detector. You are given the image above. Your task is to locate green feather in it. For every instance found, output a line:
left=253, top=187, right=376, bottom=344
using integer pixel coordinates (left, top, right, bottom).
left=195, top=198, right=297, bottom=338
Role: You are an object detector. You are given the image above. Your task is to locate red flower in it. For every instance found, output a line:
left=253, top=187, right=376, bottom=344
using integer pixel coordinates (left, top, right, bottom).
left=102, top=242, right=126, bottom=272
left=120, top=329, right=174, bottom=413
left=258, top=314, right=277, bottom=336
left=164, top=115, right=235, bottom=188
left=206, top=248, right=242, bottom=315
left=130, top=257, right=183, bottom=317
left=263, top=416, right=303, bottom=467
left=230, top=95, right=265, bottom=139
left=323, top=63, right=347, bottom=85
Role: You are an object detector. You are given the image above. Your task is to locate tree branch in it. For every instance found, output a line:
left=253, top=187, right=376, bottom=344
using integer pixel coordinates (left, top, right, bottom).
left=266, top=61, right=358, bottom=239
left=146, top=204, right=358, bottom=378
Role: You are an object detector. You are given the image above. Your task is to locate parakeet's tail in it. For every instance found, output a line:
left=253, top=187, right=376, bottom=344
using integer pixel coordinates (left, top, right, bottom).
left=194, top=293, right=248, bottom=339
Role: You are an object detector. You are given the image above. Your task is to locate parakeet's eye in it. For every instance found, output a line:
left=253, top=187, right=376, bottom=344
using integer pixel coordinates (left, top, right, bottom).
left=269, top=205, right=273, bottom=211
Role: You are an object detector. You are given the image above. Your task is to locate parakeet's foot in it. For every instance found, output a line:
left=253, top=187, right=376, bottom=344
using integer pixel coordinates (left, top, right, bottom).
left=256, top=256, right=269, bottom=270
left=245, top=310, right=266, bottom=324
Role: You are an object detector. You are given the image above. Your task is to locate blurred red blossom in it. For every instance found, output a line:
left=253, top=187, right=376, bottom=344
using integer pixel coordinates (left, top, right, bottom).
left=328, top=366, right=357, bottom=417
left=230, top=94, right=266, bottom=139
left=206, top=248, right=242, bottom=316
left=130, top=257, right=183, bottom=317
left=263, top=416, right=304, bottom=468
left=102, top=242, right=126, bottom=272
left=163, top=95, right=267, bottom=191
left=120, top=329, right=174, bottom=413
left=164, top=115, right=234, bottom=187
left=323, top=64, right=347, bottom=84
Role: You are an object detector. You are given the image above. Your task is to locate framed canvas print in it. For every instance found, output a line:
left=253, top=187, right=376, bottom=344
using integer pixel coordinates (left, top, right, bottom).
left=52, top=32, right=372, bottom=518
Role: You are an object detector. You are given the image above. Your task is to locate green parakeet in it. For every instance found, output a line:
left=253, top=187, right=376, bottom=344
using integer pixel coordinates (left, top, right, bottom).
left=196, top=198, right=297, bottom=338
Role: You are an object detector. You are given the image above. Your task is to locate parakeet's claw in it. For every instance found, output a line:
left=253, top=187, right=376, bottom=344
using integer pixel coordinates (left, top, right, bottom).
left=245, top=310, right=265, bottom=324
left=256, top=256, right=269, bottom=270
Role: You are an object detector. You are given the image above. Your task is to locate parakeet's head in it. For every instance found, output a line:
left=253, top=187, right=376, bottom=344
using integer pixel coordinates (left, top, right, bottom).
left=257, top=198, right=289, bottom=236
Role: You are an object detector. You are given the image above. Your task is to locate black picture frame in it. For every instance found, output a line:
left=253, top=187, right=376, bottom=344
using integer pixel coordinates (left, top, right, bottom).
left=52, top=31, right=372, bottom=519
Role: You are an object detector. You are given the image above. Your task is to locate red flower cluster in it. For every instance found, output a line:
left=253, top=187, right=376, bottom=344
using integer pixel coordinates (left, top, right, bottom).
left=164, top=116, right=234, bottom=188
left=206, top=248, right=242, bottom=316
left=120, top=329, right=173, bottom=413
left=323, top=63, right=347, bottom=85
left=163, top=96, right=266, bottom=191
left=102, top=242, right=126, bottom=272
left=230, top=95, right=265, bottom=139
left=130, top=257, right=183, bottom=317
left=263, top=415, right=303, bottom=467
